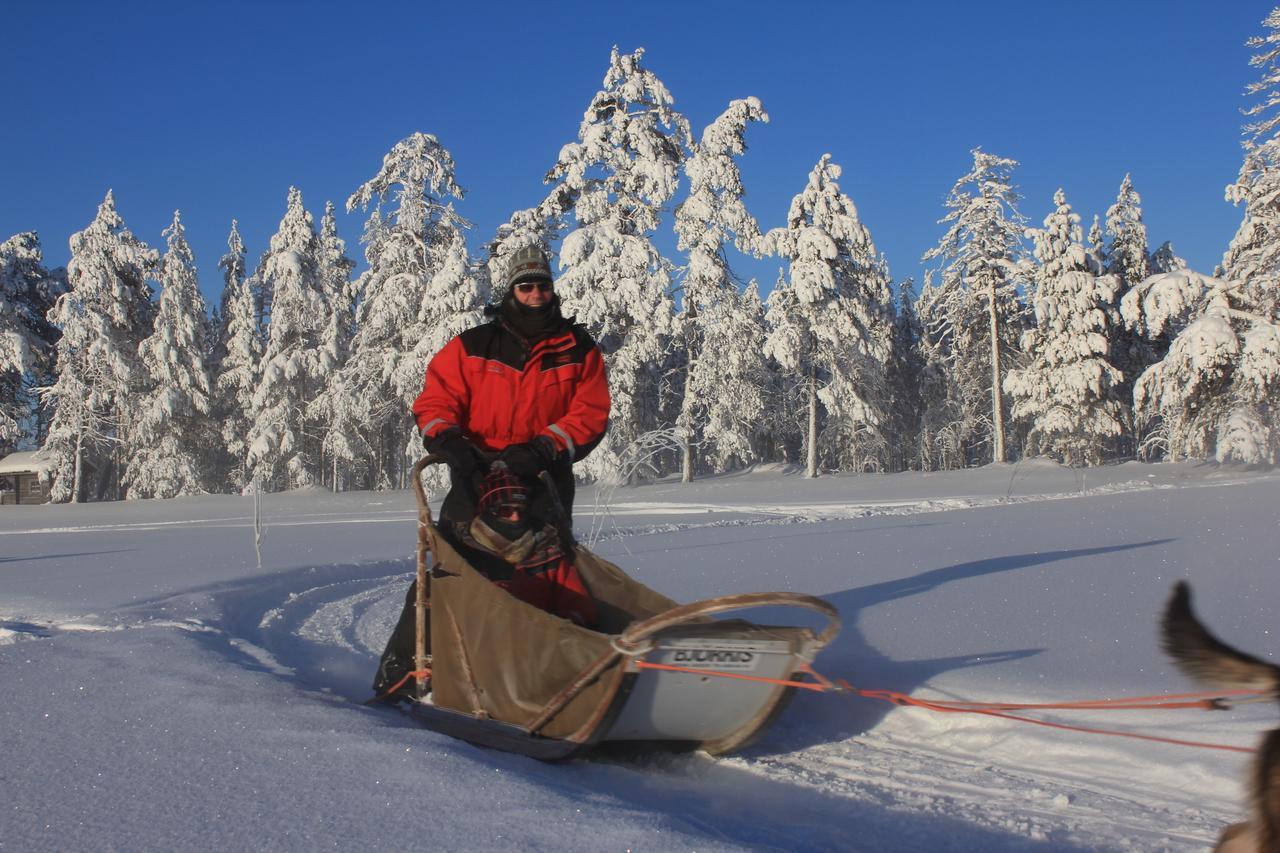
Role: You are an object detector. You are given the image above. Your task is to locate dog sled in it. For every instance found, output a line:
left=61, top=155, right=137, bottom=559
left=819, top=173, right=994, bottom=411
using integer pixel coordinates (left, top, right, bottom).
left=399, top=457, right=841, bottom=761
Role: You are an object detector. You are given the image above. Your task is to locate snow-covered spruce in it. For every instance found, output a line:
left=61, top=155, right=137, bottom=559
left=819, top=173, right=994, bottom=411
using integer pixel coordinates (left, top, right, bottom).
left=695, top=281, right=773, bottom=474
left=763, top=154, right=895, bottom=477
left=1103, top=174, right=1150, bottom=297
left=1101, top=174, right=1153, bottom=452
left=1005, top=189, right=1124, bottom=466
left=125, top=211, right=214, bottom=499
left=673, top=97, right=770, bottom=481
left=306, top=201, right=361, bottom=492
left=1118, top=268, right=1212, bottom=458
left=1119, top=269, right=1209, bottom=356
left=245, top=187, right=329, bottom=491
left=548, top=47, right=691, bottom=483
left=210, top=221, right=262, bottom=492
left=206, top=220, right=244, bottom=379
left=1148, top=241, right=1187, bottom=276
left=920, top=149, right=1029, bottom=467
left=1087, top=214, right=1105, bottom=272
left=41, top=191, right=158, bottom=502
left=343, top=132, right=483, bottom=491
left=0, top=232, right=63, bottom=451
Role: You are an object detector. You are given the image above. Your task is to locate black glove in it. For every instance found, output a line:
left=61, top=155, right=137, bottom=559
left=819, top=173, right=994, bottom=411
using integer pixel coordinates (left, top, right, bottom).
left=496, top=435, right=559, bottom=480
left=424, top=429, right=482, bottom=480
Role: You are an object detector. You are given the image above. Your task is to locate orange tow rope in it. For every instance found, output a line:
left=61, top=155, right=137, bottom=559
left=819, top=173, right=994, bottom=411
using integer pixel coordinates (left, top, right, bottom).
left=376, top=668, right=431, bottom=702
left=631, top=660, right=1263, bottom=754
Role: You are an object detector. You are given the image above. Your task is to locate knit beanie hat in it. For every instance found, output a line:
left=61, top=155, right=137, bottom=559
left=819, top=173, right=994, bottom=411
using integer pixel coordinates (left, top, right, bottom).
left=505, top=245, right=553, bottom=291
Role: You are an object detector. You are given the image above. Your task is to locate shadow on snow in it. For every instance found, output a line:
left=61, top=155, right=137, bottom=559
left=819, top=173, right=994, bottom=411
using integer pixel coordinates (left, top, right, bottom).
left=747, top=539, right=1175, bottom=756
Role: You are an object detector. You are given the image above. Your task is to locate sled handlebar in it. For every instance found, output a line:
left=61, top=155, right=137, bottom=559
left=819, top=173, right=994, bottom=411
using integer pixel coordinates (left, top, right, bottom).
left=410, top=456, right=446, bottom=700
left=411, top=455, right=443, bottom=525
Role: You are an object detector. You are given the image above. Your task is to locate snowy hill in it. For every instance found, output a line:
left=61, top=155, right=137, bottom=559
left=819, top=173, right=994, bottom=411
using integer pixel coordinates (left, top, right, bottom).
left=3, top=461, right=1278, bottom=851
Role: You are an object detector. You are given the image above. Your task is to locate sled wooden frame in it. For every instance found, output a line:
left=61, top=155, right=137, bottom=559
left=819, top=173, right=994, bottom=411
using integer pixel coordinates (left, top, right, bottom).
left=407, top=456, right=841, bottom=760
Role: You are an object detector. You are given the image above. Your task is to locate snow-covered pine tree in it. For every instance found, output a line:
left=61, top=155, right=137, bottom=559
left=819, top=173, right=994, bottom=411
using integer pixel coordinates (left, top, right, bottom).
left=914, top=271, right=964, bottom=470
left=1102, top=174, right=1153, bottom=451
left=548, top=47, right=691, bottom=482
left=399, top=228, right=480, bottom=490
left=763, top=154, right=895, bottom=477
left=1120, top=269, right=1212, bottom=347
left=863, top=255, right=898, bottom=468
left=1025, top=190, right=1088, bottom=303
left=920, top=149, right=1029, bottom=466
left=307, top=201, right=364, bottom=491
left=211, top=221, right=262, bottom=492
left=1005, top=189, right=1124, bottom=465
left=0, top=232, right=63, bottom=453
left=207, top=220, right=246, bottom=375
left=1148, top=241, right=1187, bottom=274
left=344, top=133, right=482, bottom=489
left=673, top=97, right=769, bottom=481
left=1087, top=214, right=1105, bottom=270
left=309, top=347, right=368, bottom=492
left=317, top=202, right=355, bottom=315
left=1118, top=264, right=1209, bottom=459
left=204, top=304, right=223, bottom=369
left=245, top=187, right=328, bottom=490
left=42, top=191, right=157, bottom=502
left=1104, top=175, right=1150, bottom=292
left=690, top=280, right=772, bottom=474
left=1133, top=12, right=1280, bottom=464
left=125, top=211, right=214, bottom=498
left=1118, top=267, right=1211, bottom=457
left=1127, top=269, right=1240, bottom=460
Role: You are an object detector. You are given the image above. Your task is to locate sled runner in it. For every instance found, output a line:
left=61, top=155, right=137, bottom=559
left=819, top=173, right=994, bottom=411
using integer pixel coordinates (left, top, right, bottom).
left=397, top=457, right=841, bottom=761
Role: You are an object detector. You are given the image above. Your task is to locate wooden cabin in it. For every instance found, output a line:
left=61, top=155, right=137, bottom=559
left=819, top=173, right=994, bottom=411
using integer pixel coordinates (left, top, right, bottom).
left=0, top=451, right=54, bottom=505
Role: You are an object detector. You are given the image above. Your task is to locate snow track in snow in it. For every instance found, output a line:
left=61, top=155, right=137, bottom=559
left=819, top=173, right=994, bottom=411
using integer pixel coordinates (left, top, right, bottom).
left=725, top=723, right=1231, bottom=850
left=220, top=567, right=410, bottom=698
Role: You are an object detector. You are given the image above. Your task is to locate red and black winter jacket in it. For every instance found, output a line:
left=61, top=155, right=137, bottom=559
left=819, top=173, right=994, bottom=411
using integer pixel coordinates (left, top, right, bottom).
left=412, top=319, right=610, bottom=461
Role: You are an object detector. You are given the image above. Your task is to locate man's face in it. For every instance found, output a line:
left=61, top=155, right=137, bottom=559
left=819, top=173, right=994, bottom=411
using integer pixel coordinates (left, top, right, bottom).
left=514, top=279, right=554, bottom=308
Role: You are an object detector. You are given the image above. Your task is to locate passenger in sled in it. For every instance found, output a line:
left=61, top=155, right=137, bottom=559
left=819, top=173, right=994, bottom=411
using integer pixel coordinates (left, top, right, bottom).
left=372, top=245, right=611, bottom=700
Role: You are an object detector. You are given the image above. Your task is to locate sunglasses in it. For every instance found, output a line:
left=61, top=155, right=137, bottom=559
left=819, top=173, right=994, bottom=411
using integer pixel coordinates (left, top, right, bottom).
left=514, top=280, right=554, bottom=294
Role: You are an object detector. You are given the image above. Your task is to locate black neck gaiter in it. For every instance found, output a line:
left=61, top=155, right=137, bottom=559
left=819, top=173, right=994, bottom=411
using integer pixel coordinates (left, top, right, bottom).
left=499, top=292, right=566, bottom=342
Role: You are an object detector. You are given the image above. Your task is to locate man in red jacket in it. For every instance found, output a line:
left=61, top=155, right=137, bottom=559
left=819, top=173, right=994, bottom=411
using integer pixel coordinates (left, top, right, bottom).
left=372, top=246, right=610, bottom=700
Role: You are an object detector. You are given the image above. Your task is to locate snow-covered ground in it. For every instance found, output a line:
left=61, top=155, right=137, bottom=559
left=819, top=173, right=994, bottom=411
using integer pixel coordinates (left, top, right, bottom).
left=2, top=460, right=1278, bottom=851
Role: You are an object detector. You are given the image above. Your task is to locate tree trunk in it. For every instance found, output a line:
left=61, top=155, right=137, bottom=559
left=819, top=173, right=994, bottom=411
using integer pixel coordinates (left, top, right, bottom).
left=988, top=279, right=1006, bottom=464
left=110, top=450, right=122, bottom=501
left=679, top=311, right=698, bottom=485
left=71, top=431, right=83, bottom=504
left=376, top=430, right=386, bottom=490
left=806, top=364, right=818, bottom=479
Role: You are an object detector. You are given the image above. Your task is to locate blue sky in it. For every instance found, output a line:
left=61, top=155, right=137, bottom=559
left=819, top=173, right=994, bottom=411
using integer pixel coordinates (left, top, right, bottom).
left=2, top=2, right=1270, bottom=307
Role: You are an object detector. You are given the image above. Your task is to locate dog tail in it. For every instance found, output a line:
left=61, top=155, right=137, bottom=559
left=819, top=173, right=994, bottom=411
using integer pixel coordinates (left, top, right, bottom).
left=1160, top=581, right=1280, bottom=697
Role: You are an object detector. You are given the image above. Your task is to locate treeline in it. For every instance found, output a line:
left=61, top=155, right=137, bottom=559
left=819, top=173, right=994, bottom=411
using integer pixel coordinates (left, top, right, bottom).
left=2, top=34, right=1278, bottom=502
